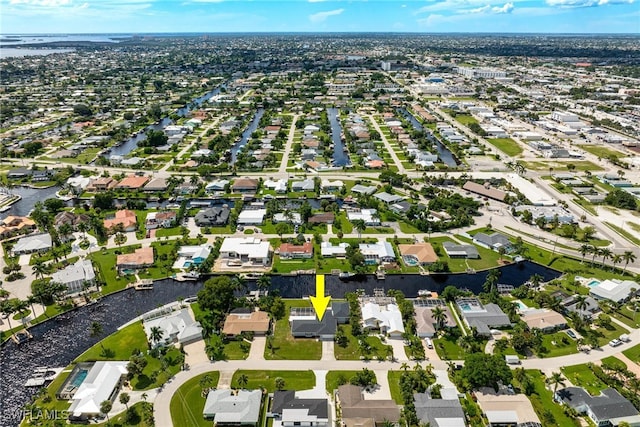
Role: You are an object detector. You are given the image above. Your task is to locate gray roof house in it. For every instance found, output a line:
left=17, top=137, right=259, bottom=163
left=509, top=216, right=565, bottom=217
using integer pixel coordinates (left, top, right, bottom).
left=414, top=393, right=466, bottom=427
left=271, top=390, right=329, bottom=427
left=442, top=242, right=480, bottom=259
left=195, top=206, right=231, bottom=227
left=292, top=178, right=315, bottom=192
left=555, top=387, right=640, bottom=427
left=351, top=184, right=377, bottom=195
left=374, top=192, right=404, bottom=204
left=473, top=232, right=511, bottom=251
left=456, top=298, right=511, bottom=336
left=12, top=233, right=52, bottom=256
left=289, top=303, right=349, bottom=341
left=51, top=259, right=96, bottom=295
left=203, top=389, right=262, bottom=425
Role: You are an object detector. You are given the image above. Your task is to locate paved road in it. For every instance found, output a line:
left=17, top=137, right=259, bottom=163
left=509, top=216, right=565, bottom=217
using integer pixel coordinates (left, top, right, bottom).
left=278, top=114, right=300, bottom=174
left=366, top=114, right=406, bottom=174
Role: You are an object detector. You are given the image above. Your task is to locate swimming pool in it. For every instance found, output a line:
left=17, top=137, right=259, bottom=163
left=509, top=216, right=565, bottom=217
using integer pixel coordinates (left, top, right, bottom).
left=514, top=300, right=529, bottom=311
left=587, top=280, right=601, bottom=288
left=69, top=368, right=88, bottom=388
left=403, top=256, right=418, bottom=266
left=459, top=303, right=472, bottom=311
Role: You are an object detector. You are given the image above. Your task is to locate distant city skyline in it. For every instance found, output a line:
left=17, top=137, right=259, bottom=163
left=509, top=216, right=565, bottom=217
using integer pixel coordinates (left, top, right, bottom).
left=0, top=0, right=638, bottom=35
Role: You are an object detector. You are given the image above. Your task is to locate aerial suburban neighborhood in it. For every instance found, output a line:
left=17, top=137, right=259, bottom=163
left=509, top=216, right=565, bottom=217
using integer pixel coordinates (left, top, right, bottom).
left=0, top=32, right=639, bottom=427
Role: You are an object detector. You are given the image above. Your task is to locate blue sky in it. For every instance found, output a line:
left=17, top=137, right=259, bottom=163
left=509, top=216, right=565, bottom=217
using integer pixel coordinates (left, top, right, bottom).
left=1, top=0, right=638, bottom=34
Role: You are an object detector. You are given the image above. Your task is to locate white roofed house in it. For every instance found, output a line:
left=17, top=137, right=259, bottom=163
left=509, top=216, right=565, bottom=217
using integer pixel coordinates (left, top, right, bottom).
left=238, top=205, right=267, bottom=225
left=172, top=244, right=212, bottom=270
left=361, top=301, right=405, bottom=338
left=359, top=241, right=396, bottom=265
left=219, top=237, right=271, bottom=267
left=50, top=259, right=97, bottom=296
left=143, top=308, right=203, bottom=348
left=66, top=361, right=128, bottom=421
left=589, top=279, right=638, bottom=303
left=347, top=209, right=380, bottom=226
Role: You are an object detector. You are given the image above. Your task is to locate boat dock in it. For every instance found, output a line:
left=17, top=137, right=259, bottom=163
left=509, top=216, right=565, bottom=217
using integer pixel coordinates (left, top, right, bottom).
left=24, top=367, right=64, bottom=387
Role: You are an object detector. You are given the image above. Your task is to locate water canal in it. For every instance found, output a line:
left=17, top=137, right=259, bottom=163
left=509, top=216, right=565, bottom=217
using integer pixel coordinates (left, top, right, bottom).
left=0, top=261, right=560, bottom=425
left=327, top=107, right=351, bottom=167
left=397, top=108, right=459, bottom=168
left=230, top=108, right=265, bottom=164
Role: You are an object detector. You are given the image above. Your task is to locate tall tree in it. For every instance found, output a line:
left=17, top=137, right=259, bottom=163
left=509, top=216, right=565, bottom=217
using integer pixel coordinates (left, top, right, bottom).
left=100, top=400, right=112, bottom=423
left=622, top=251, right=637, bottom=273
left=546, top=372, right=566, bottom=394
left=119, top=392, right=130, bottom=410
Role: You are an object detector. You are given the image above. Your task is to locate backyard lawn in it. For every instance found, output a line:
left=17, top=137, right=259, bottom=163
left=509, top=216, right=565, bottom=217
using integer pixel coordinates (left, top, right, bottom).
left=88, top=247, right=136, bottom=292
left=264, top=300, right=321, bottom=360
left=538, top=332, right=578, bottom=358
left=231, top=370, right=315, bottom=392
left=170, top=371, right=220, bottom=427
left=434, top=335, right=467, bottom=360
left=388, top=371, right=404, bottom=404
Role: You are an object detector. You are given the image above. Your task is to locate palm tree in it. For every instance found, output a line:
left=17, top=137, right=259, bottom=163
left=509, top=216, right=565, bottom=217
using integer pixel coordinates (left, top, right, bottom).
left=579, top=244, right=591, bottom=264
left=199, top=374, right=214, bottom=396
left=257, top=275, right=271, bottom=290
left=400, top=362, right=409, bottom=371
left=546, top=372, right=566, bottom=394
left=231, top=275, right=246, bottom=291
left=13, top=299, right=29, bottom=326
left=600, top=247, right=612, bottom=267
left=89, top=321, right=105, bottom=350
left=237, top=373, right=249, bottom=389
left=275, top=377, right=286, bottom=390
left=574, top=295, right=588, bottom=316
left=622, top=251, right=636, bottom=273
left=590, top=245, right=601, bottom=266
left=483, top=269, right=501, bottom=294
left=149, top=326, right=164, bottom=346
left=0, top=300, right=15, bottom=330
left=529, top=274, right=543, bottom=288
left=352, top=219, right=366, bottom=240
left=431, top=306, right=447, bottom=332
left=611, top=254, right=623, bottom=272
left=58, top=223, right=73, bottom=242
left=119, top=392, right=130, bottom=410
left=77, top=221, right=89, bottom=240
left=100, top=400, right=112, bottom=423
left=141, top=392, right=148, bottom=402
left=31, top=258, right=48, bottom=280
left=114, top=232, right=127, bottom=247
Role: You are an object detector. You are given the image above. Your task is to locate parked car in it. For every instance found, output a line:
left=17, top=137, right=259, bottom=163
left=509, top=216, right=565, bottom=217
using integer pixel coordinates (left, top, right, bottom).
left=609, top=339, right=622, bottom=347
left=619, top=334, right=631, bottom=343
left=566, top=329, right=577, bottom=339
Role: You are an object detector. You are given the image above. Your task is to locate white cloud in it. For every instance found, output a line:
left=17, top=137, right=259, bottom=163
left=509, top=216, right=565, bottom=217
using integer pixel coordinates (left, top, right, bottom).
left=492, top=2, right=514, bottom=12
left=545, top=0, right=633, bottom=6
left=309, top=8, right=344, bottom=22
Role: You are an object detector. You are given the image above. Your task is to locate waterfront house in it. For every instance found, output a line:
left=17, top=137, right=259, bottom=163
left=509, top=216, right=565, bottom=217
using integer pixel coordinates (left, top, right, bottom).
left=222, top=308, right=270, bottom=337
left=104, top=209, right=137, bottom=233
left=116, top=247, right=154, bottom=273
left=145, top=211, right=177, bottom=229
left=51, top=259, right=96, bottom=295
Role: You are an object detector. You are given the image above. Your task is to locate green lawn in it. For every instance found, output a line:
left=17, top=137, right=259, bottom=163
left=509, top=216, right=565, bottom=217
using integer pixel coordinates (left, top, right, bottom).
left=538, top=332, right=579, bottom=358
left=231, top=370, right=315, bottom=392
left=580, top=145, right=625, bottom=159
left=264, top=300, right=322, bottom=360
left=562, top=364, right=607, bottom=395
left=605, top=222, right=640, bottom=246
left=88, top=246, right=137, bottom=292
left=601, top=356, right=626, bottom=370
left=398, top=221, right=422, bottom=233
left=388, top=371, right=404, bottom=404
left=454, top=115, right=478, bottom=125
left=76, top=321, right=182, bottom=390
left=434, top=335, right=466, bottom=360
left=272, top=256, right=316, bottom=274
left=623, top=343, right=640, bottom=363
left=428, top=236, right=502, bottom=273
left=316, top=257, right=352, bottom=274
left=170, top=371, right=220, bottom=427
left=334, top=325, right=393, bottom=360
left=519, top=370, right=581, bottom=427
left=77, top=321, right=148, bottom=362
left=155, top=227, right=184, bottom=237
left=487, top=138, right=523, bottom=157
left=224, top=338, right=250, bottom=360
left=94, top=402, right=155, bottom=427
left=593, top=322, right=628, bottom=346
left=326, top=370, right=376, bottom=394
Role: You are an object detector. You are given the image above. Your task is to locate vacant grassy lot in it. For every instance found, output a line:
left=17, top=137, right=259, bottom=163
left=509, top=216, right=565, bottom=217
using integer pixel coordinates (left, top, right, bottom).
left=325, top=370, right=376, bottom=394
left=562, top=363, right=607, bottom=395
left=231, top=370, right=315, bottom=392
left=454, top=114, right=478, bottom=125
left=518, top=370, right=581, bottom=427
left=264, top=300, right=321, bottom=360
left=623, top=343, right=640, bottom=363
left=487, top=138, right=523, bottom=157
left=580, top=145, right=625, bottom=159
left=334, top=325, right=392, bottom=360
left=170, top=371, right=220, bottom=427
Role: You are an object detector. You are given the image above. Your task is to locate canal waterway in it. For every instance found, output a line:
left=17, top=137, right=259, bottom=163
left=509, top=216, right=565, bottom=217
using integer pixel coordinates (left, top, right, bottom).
left=106, top=85, right=225, bottom=158
left=0, top=185, right=61, bottom=219
left=397, top=108, right=459, bottom=168
left=0, top=261, right=560, bottom=425
left=327, top=107, right=351, bottom=167
left=230, top=108, right=265, bottom=164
